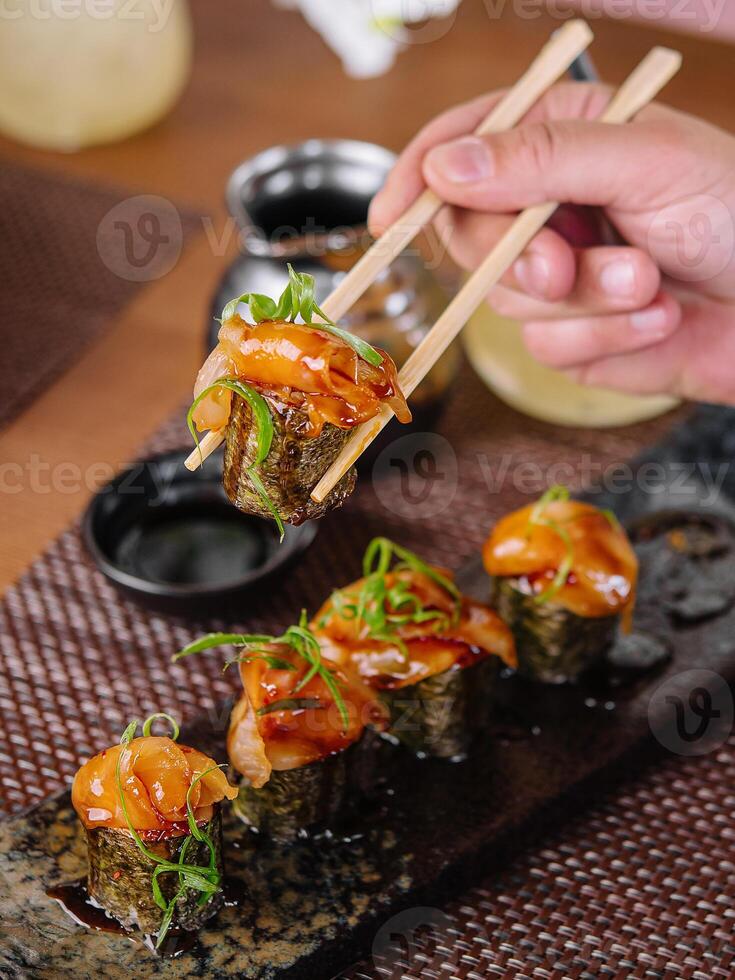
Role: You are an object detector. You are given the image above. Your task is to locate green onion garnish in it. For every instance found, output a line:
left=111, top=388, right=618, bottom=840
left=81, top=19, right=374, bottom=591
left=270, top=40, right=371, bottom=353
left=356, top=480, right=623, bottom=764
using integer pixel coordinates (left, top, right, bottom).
left=172, top=614, right=349, bottom=731
left=141, top=712, right=180, bottom=740
left=526, top=484, right=575, bottom=604
left=186, top=377, right=284, bottom=540
left=173, top=633, right=296, bottom=673
left=529, top=483, right=570, bottom=523
left=114, top=715, right=225, bottom=949
left=602, top=508, right=621, bottom=530
left=219, top=264, right=383, bottom=368
left=317, top=537, right=461, bottom=655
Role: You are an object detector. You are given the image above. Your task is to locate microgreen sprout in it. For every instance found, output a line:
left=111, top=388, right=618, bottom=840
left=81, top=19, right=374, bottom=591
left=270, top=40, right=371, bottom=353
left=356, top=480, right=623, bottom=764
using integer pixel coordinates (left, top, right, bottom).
left=186, top=377, right=284, bottom=540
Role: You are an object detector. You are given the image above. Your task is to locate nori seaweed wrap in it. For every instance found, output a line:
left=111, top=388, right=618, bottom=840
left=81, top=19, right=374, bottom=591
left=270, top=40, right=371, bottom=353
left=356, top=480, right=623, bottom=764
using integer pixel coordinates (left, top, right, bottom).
left=483, top=487, right=638, bottom=684
left=489, top=575, right=619, bottom=684
left=223, top=393, right=357, bottom=524
left=71, top=715, right=237, bottom=945
left=376, top=654, right=503, bottom=759
left=189, top=266, right=410, bottom=530
left=221, top=623, right=388, bottom=843
left=313, top=538, right=517, bottom=759
left=229, top=738, right=380, bottom=843
left=84, top=815, right=224, bottom=935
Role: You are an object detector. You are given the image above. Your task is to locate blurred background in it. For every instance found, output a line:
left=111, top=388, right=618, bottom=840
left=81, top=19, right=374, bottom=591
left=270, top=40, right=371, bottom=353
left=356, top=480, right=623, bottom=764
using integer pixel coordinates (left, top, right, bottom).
left=1, top=0, right=734, bottom=589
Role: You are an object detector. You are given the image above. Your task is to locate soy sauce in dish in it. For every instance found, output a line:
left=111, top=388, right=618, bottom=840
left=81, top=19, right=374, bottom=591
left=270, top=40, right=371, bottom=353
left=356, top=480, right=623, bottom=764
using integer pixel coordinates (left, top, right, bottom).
left=113, top=502, right=273, bottom=587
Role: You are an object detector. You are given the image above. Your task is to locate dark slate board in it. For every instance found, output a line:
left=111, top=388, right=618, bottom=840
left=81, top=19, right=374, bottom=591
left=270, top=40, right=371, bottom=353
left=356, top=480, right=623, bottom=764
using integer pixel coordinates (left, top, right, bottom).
left=2, top=407, right=735, bottom=980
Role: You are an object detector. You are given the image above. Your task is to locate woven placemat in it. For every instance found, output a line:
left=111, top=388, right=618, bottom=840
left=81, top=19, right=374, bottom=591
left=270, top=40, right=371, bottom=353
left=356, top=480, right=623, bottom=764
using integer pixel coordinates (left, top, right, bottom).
left=0, top=367, right=682, bottom=814
left=0, top=158, right=200, bottom=430
left=340, top=732, right=735, bottom=979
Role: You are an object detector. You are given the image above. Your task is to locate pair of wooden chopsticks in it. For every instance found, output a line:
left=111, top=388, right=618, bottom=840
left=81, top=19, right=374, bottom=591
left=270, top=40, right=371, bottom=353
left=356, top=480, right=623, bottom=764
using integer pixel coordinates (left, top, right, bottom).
left=184, top=18, right=595, bottom=474
left=185, top=22, right=682, bottom=504
left=311, top=41, right=681, bottom=502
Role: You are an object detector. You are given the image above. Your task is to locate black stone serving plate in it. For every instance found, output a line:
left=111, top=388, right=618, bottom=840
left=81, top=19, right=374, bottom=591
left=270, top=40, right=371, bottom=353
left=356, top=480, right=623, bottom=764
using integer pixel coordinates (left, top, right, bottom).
left=3, top=408, right=735, bottom=980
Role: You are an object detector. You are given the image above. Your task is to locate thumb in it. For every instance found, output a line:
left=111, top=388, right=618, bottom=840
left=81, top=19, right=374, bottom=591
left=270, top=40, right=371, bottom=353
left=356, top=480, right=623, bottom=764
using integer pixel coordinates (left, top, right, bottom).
left=421, top=118, right=683, bottom=213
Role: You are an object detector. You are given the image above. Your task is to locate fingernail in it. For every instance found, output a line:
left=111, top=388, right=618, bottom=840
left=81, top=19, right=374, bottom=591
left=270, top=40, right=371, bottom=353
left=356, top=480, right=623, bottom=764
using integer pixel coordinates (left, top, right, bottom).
left=631, top=304, right=668, bottom=333
left=367, top=201, right=382, bottom=234
left=426, top=137, right=493, bottom=183
left=514, top=254, right=551, bottom=298
left=599, top=259, right=636, bottom=298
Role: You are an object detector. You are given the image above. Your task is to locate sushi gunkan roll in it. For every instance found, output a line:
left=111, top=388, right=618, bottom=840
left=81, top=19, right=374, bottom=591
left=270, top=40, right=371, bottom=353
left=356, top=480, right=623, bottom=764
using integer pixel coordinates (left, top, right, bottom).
left=483, top=486, right=638, bottom=683
left=176, top=618, right=388, bottom=842
left=71, top=713, right=236, bottom=946
left=314, top=538, right=517, bottom=759
left=188, top=265, right=410, bottom=532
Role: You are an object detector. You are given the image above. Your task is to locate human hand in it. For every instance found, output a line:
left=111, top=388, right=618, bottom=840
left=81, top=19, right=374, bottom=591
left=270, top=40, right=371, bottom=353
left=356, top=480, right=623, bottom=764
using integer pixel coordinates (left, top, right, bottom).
left=369, top=83, right=735, bottom=405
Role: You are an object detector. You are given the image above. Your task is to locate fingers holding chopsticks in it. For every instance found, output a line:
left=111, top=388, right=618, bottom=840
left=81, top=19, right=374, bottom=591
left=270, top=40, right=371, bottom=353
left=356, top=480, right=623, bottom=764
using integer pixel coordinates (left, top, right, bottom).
left=368, top=80, right=611, bottom=235
left=311, top=46, right=685, bottom=502
left=559, top=295, right=735, bottom=405
left=413, top=104, right=685, bottom=216
left=433, top=205, right=662, bottom=315
left=492, top=244, right=662, bottom=318
left=433, top=208, right=577, bottom=302
left=521, top=289, right=682, bottom=370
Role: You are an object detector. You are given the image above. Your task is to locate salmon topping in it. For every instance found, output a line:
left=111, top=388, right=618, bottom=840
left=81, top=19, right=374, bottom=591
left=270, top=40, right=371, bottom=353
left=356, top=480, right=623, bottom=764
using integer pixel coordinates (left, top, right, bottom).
left=483, top=497, right=638, bottom=621
left=72, top=736, right=237, bottom=832
left=227, top=642, right=387, bottom=780
left=314, top=568, right=517, bottom=690
left=193, top=317, right=410, bottom=437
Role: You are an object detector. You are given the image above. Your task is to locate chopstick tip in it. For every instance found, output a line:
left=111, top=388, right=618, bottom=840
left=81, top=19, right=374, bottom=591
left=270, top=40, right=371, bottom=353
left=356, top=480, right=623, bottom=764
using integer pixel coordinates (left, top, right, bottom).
left=653, top=46, right=683, bottom=68
left=553, top=18, right=593, bottom=46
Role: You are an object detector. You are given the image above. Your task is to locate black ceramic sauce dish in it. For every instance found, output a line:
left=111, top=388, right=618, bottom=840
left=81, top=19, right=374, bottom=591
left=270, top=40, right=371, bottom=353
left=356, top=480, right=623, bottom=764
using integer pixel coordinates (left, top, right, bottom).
left=83, top=449, right=317, bottom=615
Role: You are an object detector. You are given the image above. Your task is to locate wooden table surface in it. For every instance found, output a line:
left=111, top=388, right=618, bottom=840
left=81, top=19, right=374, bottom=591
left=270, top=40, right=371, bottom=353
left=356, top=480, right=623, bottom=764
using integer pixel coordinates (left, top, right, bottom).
left=1, top=0, right=734, bottom=591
